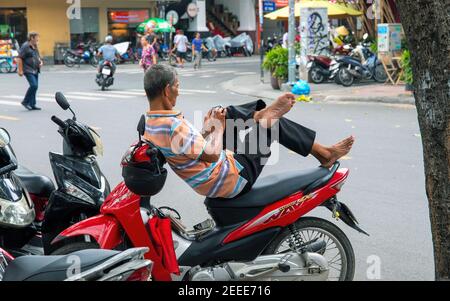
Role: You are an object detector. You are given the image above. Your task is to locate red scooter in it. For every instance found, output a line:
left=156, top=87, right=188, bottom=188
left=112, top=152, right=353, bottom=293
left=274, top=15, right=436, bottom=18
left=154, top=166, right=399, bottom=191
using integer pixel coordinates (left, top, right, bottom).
left=307, top=45, right=353, bottom=84
left=50, top=116, right=368, bottom=281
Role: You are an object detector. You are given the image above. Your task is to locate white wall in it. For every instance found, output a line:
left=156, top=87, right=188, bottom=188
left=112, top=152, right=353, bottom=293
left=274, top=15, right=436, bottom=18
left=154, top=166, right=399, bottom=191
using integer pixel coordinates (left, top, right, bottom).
left=188, top=0, right=209, bottom=32
left=214, top=0, right=256, bottom=31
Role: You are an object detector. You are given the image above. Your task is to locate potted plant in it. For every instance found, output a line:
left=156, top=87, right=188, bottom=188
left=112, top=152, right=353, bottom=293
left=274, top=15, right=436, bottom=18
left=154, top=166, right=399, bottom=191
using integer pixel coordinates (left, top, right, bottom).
left=263, top=46, right=288, bottom=90
left=400, top=49, right=414, bottom=91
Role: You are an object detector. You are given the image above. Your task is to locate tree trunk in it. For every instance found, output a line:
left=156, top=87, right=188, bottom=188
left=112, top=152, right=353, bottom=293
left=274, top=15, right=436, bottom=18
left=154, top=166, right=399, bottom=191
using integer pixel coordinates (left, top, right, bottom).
left=396, top=0, right=450, bottom=280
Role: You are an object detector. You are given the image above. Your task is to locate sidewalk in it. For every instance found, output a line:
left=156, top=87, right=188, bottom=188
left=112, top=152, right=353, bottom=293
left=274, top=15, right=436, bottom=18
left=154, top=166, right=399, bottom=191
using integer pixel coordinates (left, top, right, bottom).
left=223, top=73, right=415, bottom=105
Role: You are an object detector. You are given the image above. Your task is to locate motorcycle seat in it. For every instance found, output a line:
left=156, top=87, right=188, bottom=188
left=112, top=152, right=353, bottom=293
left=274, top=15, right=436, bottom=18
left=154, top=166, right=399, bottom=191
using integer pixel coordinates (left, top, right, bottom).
left=2, top=249, right=120, bottom=281
left=205, top=167, right=330, bottom=209
left=13, top=165, right=55, bottom=197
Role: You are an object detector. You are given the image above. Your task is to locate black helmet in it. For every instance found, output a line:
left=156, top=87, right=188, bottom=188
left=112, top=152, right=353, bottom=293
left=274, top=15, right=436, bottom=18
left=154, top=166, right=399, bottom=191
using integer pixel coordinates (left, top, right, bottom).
left=121, top=144, right=167, bottom=196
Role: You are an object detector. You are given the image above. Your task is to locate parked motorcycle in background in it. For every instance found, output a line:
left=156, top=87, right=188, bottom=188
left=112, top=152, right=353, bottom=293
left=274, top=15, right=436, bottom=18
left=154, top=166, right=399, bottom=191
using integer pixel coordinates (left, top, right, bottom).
left=1, top=246, right=153, bottom=281
left=331, top=33, right=387, bottom=87
left=63, top=41, right=98, bottom=68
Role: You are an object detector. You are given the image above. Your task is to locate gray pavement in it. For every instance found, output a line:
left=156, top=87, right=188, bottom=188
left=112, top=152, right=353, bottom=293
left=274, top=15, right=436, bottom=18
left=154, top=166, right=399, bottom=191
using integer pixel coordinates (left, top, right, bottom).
left=0, top=57, right=433, bottom=280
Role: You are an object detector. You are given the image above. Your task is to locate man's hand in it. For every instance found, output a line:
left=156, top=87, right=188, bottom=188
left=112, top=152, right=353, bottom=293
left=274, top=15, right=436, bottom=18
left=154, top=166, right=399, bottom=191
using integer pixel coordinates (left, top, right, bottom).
left=203, top=107, right=226, bottom=137
left=39, top=59, right=44, bottom=68
left=18, top=70, right=24, bottom=77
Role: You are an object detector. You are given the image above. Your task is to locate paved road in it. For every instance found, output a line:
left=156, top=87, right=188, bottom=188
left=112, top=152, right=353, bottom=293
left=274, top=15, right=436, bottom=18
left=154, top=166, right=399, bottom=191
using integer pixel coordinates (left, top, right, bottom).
left=0, top=58, right=434, bottom=280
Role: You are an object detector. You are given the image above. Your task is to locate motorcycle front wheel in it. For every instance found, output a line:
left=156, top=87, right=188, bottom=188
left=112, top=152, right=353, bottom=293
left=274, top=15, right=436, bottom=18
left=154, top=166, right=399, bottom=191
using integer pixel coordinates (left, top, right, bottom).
left=64, top=55, right=76, bottom=68
left=90, top=56, right=99, bottom=68
left=0, top=61, right=11, bottom=73
left=263, top=217, right=355, bottom=281
left=338, top=67, right=355, bottom=87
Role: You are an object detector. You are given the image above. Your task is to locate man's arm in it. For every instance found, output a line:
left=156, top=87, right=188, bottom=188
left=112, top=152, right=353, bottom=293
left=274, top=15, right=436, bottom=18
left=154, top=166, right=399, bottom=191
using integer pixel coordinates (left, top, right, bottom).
left=16, top=57, right=24, bottom=76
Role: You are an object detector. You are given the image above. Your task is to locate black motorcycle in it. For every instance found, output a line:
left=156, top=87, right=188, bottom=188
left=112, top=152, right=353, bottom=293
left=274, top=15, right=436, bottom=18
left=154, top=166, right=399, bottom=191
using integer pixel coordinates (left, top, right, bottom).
left=64, top=41, right=99, bottom=68
left=96, top=61, right=115, bottom=91
left=331, top=34, right=387, bottom=87
left=0, top=128, right=55, bottom=258
left=42, top=92, right=110, bottom=254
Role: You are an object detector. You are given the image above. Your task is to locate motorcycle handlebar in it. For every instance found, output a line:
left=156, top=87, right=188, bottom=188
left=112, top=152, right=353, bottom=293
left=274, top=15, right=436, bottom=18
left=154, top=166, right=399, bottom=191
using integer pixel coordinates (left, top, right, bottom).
left=51, top=116, right=67, bottom=129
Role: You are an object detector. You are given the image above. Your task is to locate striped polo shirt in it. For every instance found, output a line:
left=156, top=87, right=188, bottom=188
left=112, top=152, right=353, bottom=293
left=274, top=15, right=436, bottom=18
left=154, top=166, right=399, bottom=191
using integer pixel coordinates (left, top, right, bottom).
left=144, top=110, right=248, bottom=199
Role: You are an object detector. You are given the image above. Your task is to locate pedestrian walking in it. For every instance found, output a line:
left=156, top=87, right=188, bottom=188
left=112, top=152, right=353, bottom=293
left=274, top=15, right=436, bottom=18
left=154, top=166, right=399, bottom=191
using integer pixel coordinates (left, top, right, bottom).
left=192, top=32, right=208, bottom=70
left=17, top=32, right=43, bottom=111
left=172, top=30, right=188, bottom=68
left=140, top=35, right=157, bottom=72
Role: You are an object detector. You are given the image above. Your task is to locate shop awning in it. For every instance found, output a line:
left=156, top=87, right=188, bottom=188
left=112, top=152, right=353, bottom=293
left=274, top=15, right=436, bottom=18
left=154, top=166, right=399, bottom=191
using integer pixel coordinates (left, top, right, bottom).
left=264, top=0, right=364, bottom=20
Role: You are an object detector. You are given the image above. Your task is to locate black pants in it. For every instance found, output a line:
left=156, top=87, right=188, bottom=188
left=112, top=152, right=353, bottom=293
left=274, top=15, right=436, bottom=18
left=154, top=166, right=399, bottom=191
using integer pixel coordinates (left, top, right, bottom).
left=224, top=99, right=316, bottom=196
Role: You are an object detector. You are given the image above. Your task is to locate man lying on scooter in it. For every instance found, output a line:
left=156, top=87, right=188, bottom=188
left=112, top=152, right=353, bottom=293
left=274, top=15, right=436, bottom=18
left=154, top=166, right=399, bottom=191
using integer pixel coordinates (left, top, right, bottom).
left=143, top=64, right=355, bottom=199
left=97, top=35, right=121, bottom=77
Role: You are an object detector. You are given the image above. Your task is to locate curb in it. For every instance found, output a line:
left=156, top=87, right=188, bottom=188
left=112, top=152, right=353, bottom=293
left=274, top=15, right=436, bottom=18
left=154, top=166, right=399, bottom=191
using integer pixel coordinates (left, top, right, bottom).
left=323, top=95, right=415, bottom=105
left=223, top=75, right=415, bottom=105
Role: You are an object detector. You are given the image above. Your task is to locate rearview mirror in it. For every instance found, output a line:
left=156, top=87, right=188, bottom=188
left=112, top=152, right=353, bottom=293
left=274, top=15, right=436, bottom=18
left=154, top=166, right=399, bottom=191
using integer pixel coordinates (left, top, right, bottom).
left=55, top=92, right=70, bottom=110
left=344, top=44, right=351, bottom=50
left=0, top=128, right=11, bottom=147
left=137, top=115, right=146, bottom=137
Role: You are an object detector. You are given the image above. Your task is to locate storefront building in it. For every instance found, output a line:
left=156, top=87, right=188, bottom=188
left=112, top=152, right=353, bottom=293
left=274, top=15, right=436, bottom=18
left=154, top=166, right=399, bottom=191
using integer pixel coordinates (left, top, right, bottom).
left=0, top=0, right=159, bottom=61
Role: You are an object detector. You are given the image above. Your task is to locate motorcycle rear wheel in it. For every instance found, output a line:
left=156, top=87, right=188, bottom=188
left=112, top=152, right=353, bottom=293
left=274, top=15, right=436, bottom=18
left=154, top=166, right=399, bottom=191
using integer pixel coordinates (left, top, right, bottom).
left=309, top=66, right=326, bottom=84
left=263, top=217, right=355, bottom=281
left=374, top=63, right=388, bottom=83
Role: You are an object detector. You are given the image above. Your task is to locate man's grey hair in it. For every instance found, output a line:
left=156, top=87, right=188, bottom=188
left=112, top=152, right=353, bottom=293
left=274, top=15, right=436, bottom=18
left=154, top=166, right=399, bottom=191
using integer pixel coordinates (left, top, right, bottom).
left=28, top=32, right=39, bottom=41
left=144, top=64, right=178, bottom=101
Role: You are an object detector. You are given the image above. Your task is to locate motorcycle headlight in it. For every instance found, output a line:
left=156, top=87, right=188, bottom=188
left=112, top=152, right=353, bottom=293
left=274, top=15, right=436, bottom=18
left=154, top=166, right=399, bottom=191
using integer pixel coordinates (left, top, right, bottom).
left=0, top=194, right=35, bottom=228
left=89, top=128, right=104, bottom=157
left=63, top=180, right=96, bottom=205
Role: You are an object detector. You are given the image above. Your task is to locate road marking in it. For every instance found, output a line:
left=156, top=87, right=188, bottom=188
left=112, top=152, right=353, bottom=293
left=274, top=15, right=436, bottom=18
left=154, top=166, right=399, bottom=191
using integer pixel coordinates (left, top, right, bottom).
left=0, top=100, right=21, bottom=106
left=180, top=89, right=216, bottom=94
left=107, top=90, right=145, bottom=96
left=235, top=72, right=257, bottom=75
left=0, top=115, right=19, bottom=121
left=67, top=92, right=133, bottom=99
left=4, top=95, right=54, bottom=102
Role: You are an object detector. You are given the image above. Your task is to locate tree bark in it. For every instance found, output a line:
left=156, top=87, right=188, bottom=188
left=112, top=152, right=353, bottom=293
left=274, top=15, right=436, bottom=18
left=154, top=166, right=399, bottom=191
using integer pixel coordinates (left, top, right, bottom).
left=396, top=0, right=450, bottom=280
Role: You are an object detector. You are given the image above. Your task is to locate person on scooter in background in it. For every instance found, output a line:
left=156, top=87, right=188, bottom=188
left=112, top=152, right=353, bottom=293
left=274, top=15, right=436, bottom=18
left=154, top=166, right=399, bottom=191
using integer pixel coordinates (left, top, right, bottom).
left=143, top=64, right=355, bottom=199
left=96, top=35, right=121, bottom=80
left=192, top=32, right=209, bottom=70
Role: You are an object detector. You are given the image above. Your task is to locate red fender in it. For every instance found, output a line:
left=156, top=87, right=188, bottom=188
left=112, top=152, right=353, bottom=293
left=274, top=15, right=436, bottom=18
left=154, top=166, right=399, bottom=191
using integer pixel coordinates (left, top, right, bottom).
left=51, top=214, right=123, bottom=250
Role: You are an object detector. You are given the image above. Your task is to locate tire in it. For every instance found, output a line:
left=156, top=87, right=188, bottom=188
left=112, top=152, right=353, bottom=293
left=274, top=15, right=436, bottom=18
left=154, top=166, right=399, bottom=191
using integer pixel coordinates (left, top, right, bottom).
left=0, top=61, right=11, bottom=73
left=90, top=56, right=98, bottom=68
left=374, top=63, right=388, bottom=83
left=64, top=55, right=76, bottom=68
left=309, top=66, right=326, bottom=84
left=51, top=242, right=99, bottom=255
left=207, top=52, right=214, bottom=62
left=263, top=217, right=355, bottom=281
left=338, top=67, right=355, bottom=87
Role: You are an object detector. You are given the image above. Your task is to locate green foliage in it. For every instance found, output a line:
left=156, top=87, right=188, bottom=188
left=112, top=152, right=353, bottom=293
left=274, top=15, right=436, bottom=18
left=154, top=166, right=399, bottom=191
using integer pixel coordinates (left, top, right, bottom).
left=370, top=38, right=378, bottom=54
left=263, top=46, right=289, bottom=80
left=400, top=49, right=413, bottom=85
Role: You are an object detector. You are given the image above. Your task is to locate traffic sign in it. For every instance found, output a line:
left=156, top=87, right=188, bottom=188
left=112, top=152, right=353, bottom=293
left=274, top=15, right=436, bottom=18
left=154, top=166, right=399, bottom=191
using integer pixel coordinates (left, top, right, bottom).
left=263, top=1, right=276, bottom=13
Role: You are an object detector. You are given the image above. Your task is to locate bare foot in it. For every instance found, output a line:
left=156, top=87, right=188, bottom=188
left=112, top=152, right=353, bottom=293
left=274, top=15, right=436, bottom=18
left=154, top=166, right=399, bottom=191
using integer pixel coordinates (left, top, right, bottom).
left=312, top=136, right=355, bottom=168
left=254, top=93, right=296, bottom=128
